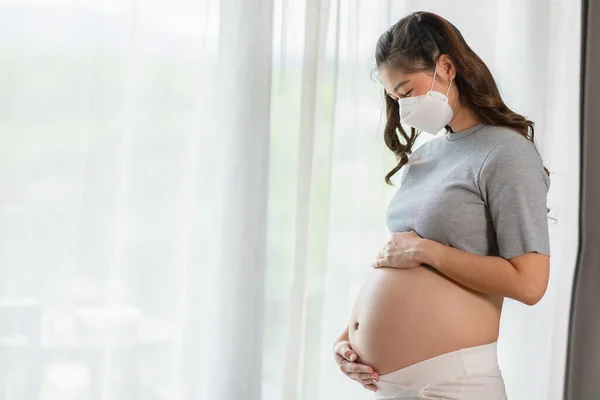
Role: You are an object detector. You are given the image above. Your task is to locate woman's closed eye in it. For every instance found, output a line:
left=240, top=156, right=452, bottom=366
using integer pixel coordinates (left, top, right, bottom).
left=386, top=89, right=412, bottom=100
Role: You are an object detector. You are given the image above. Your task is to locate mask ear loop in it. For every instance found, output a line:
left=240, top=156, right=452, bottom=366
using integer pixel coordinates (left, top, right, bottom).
left=429, top=62, right=439, bottom=93
left=430, top=60, right=454, bottom=99
left=444, top=79, right=452, bottom=97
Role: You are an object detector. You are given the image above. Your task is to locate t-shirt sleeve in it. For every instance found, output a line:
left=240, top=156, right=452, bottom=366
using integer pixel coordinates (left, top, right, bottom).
left=478, top=135, right=551, bottom=260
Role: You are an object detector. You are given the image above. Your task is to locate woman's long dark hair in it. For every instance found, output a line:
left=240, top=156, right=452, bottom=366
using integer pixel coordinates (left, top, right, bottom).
left=375, top=11, right=551, bottom=193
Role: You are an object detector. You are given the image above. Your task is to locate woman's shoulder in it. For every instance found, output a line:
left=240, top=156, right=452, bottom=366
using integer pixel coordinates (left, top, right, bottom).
left=475, top=125, right=542, bottom=158
left=477, top=124, right=524, bottom=140
left=476, top=126, right=546, bottom=179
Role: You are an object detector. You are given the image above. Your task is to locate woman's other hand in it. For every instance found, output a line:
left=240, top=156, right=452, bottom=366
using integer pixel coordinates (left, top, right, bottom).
left=333, top=340, right=379, bottom=392
left=371, top=230, right=425, bottom=269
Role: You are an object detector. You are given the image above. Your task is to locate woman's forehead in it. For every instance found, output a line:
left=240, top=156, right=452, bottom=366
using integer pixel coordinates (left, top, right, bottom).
left=379, top=66, right=428, bottom=93
left=379, top=65, right=408, bottom=83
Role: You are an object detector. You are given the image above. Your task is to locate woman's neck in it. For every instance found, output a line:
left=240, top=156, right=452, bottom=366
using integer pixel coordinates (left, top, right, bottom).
left=448, top=105, right=484, bottom=133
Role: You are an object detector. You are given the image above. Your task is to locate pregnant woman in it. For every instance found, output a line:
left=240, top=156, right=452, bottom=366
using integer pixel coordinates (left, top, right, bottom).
left=332, top=11, right=551, bottom=400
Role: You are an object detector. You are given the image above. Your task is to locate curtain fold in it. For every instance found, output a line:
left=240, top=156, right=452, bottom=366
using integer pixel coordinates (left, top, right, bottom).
left=564, top=0, right=599, bottom=398
left=205, top=0, right=274, bottom=399
left=280, top=0, right=332, bottom=398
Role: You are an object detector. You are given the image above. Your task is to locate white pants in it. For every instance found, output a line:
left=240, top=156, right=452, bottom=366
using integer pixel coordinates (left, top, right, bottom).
left=374, top=341, right=508, bottom=400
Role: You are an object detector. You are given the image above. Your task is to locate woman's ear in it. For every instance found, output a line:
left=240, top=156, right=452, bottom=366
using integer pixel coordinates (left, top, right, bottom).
left=438, top=54, right=456, bottom=83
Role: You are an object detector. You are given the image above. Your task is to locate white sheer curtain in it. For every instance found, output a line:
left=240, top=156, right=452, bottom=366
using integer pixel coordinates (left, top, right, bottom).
left=0, top=1, right=580, bottom=400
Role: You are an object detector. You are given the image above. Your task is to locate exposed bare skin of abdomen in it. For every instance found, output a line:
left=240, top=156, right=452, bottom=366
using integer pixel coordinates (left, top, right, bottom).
left=348, top=265, right=503, bottom=375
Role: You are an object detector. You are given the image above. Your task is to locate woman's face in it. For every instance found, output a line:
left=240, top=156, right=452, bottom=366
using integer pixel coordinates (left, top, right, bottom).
left=378, top=56, right=459, bottom=118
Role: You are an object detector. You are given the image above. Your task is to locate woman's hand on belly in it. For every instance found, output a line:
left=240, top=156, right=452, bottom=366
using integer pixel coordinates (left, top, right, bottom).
left=371, top=230, right=425, bottom=269
left=334, top=340, right=380, bottom=393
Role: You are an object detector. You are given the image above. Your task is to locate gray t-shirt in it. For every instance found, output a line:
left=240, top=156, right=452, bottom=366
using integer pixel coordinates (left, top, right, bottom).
left=386, top=123, right=551, bottom=260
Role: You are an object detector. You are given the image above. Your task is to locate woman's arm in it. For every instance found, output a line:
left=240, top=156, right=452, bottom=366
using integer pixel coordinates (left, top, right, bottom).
left=416, top=238, right=550, bottom=306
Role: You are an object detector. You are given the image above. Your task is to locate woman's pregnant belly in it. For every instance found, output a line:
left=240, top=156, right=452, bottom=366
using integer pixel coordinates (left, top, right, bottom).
left=348, top=265, right=503, bottom=375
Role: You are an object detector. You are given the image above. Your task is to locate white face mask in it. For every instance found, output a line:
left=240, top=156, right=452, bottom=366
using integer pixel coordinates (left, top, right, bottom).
left=397, top=62, right=453, bottom=135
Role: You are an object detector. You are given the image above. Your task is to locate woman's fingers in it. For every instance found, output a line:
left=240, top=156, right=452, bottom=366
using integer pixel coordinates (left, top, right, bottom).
left=348, top=372, right=379, bottom=383
left=333, top=340, right=378, bottom=392
left=342, top=360, right=373, bottom=374
left=364, top=384, right=378, bottom=392
left=335, top=341, right=357, bottom=361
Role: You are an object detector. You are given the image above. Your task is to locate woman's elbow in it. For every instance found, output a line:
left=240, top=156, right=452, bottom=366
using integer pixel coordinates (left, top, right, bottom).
left=521, top=284, right=548, bottom=306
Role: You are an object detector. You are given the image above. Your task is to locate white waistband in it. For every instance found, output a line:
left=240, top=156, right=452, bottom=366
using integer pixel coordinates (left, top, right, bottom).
left=376, top=341, right=500, bottom=390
